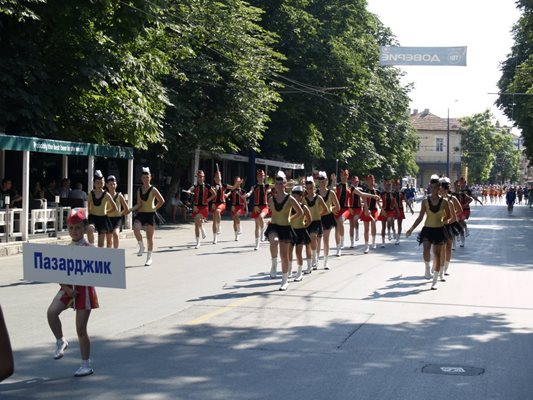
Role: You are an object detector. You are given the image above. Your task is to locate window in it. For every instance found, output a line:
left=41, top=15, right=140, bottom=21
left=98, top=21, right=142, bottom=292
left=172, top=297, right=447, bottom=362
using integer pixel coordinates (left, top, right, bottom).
left=436, top=138, right=444, bottom=152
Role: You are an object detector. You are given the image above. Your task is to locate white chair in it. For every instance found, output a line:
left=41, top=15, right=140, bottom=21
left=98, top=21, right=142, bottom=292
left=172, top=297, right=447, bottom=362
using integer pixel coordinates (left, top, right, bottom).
left=31, top=209, right=48, bottom=234
left=44, top=209, right=57, bottom=232
left=0, top=211, right=6, bottom=240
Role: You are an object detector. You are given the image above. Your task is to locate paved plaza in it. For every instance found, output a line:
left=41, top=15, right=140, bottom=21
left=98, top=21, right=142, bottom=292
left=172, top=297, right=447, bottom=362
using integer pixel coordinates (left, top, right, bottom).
left=0, top=204, right=532, bottom=399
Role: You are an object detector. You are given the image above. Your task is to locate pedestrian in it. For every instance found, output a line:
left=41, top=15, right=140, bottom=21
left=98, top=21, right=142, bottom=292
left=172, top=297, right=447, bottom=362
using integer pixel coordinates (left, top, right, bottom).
left=87, top=170, right=117, bottom=247
left=229, top=176, right=247, bottom=241
left=378, top=179, right=399, bottom=248
left=246, top=169, right=271, bottom=251
left=361, top=175, right=381, bottom=254
left=265, top=171, right=303, bottom=291
left=105, top=175, right=129, bottom=248
left=406, top=175, right=452, bottom=289
left=316, top=171, right=340, bottom=269
left=392, top=179, right=406, bottom=245
left=46, top=208, right=98, bottom=377
left=211, top=170, right=228, bottom=244
left=334, top=169, right=352, bottom=256
left=289, top=185, right=312, bottom=281
left=0, top=305, right=14, bottom=382
left=440, top=177, right=463, bottom=277
left=303, top=176, right=327, bottom=271
left=187, top=170, right=216, bottom=249
left=131, top=167, right=165, bottom=265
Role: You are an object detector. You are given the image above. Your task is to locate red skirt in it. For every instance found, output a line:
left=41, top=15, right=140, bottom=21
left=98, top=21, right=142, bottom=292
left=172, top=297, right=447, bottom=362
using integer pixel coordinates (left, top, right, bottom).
left=251, top=205, right=269, bottom=219
left=378, top=210, right=397, bottom=221
left=231, top=205, right=245, bottom=217
left=211, top=203, right=226, bottom=215
left=351, top=207, right=363, bottom=218
left=396, top=209, right=406, bottom=220
left=56, top=286, right=99, bottom=311
left=336, top=208, right=351, bottom=221
left=361, top=209, right=379, bottom=222
left=192, top=205, right=209, bottom=219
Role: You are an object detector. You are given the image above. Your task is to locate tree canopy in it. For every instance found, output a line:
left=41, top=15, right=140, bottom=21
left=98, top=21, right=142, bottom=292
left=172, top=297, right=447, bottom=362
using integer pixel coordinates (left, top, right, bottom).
left=460, top=110, right=520, bottom=184
left=497, top=0, right=533, bottom=162
left=1, top=0, right=418, bottom=180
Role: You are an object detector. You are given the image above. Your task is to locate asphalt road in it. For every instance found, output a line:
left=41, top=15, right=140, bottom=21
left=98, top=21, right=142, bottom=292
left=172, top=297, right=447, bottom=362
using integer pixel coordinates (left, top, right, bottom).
left=0, top=202, right=532, bottom=400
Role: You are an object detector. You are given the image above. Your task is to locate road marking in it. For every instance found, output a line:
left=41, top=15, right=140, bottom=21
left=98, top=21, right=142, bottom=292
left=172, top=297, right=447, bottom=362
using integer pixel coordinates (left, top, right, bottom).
left=185, top=295, right=258, bottom=326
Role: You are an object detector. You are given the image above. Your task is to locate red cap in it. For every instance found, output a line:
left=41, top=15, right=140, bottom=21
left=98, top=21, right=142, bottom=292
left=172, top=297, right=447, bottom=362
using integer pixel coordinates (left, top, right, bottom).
left=68, top=208, right=87, bottom=225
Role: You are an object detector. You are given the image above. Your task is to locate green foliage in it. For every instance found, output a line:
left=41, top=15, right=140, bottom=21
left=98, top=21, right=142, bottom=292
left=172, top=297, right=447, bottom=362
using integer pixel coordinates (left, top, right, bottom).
left=489, top=130, right=521, bottom=183
left=161, top=0, right=284, bottom=160
left=460, top=110, right=520, bottom=183
left=248, top=0, right=418, bottom=179
left=497, top=0, right=533, bottom=161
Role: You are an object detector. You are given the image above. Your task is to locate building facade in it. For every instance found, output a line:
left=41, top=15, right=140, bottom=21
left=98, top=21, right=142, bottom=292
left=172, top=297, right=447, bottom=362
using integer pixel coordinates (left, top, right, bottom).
left=410, top=109, right=463, bottom=188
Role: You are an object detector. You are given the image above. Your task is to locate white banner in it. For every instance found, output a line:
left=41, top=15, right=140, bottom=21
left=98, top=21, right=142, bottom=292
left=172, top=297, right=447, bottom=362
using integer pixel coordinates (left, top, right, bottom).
left=23, top=243, right=126, bottom=289
left=379, top=46, right=467, bottom=66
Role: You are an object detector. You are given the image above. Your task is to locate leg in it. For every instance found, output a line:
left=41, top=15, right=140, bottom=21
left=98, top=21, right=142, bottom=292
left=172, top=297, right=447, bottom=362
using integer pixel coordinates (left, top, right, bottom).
left=47, top=299, right=68, bottom=341
left=97, top=230, right=106, bottom=248
left=112, top=228, right=120, bottom=249
left=75, top=310, right=92, bottom=361
left=87, top=224, right=96, bottom=244
left=133, top=221, right=144, bottom=256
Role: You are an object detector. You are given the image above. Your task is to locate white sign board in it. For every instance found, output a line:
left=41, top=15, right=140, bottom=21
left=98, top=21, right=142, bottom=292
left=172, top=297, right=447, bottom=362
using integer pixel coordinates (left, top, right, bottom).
left=379, top=46, right=467, bottom=66
left=23, top=243, right=126, bottom=289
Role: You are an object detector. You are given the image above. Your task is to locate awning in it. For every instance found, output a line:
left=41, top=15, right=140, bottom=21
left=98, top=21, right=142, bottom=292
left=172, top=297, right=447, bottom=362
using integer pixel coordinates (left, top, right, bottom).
left=0, top=134, right=133, bottom=159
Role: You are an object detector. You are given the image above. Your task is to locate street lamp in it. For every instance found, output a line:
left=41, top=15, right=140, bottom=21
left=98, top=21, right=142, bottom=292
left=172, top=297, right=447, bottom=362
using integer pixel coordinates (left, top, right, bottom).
left=447, top=108, right=450, bottom=178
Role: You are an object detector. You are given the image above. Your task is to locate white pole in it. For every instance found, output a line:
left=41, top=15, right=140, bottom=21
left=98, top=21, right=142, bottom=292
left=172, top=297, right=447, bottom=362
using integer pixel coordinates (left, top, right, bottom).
left=88, top=155, right=94, bottom=193
left=62, top=155, right=68, bottom=179
left=0, top=149, right=5, bottom=180
left=21, top=150, right=30, bottom=241
left=193, top=147, right=200, bottom=184
left=127, top=158, right=134, bottom=229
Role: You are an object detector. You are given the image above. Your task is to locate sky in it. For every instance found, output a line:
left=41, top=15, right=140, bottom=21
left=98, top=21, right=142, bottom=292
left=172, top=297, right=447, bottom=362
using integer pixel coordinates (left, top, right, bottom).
left=366, top=0, right=522, bottom=128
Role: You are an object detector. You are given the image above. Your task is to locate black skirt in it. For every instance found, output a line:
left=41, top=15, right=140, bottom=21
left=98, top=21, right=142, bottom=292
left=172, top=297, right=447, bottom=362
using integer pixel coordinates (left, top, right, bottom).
left=292, top=227, right=311, bottom=245
left=264, top=223, right=295, bottom=242
left=134, top=212, right=156, bottom=226
left=417, top=226, right=449, bottom=245
left=321, top=213, right=336, bottom=231
left=307, top=220, right=323, bottom=236
left=109, top=216, right=122, bottom=230
left=88, top=214, right=113, bottom=234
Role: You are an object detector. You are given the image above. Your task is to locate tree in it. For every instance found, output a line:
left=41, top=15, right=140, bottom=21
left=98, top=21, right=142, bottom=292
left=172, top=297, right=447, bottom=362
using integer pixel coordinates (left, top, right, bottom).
left=0, top=0, right=169, bottom=148
left=460, top=111, right=497, bottom=183
left=489, top=129, right=521, bottom=184
left=497, top=0, right=533, bottom=162
left=247, top=0, right=418, bottom=178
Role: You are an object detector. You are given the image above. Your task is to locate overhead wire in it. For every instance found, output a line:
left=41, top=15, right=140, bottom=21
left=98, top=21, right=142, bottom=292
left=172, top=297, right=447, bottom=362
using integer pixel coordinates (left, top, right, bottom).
left=117, top=0, right=408, bottom=135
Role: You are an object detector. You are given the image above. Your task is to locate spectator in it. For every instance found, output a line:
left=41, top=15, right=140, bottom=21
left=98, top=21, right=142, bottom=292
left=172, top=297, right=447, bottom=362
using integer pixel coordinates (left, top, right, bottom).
left=0, top=178, right=22, bottom=207
left=59, top=178, right=71, bottom=198
left=31, top=188, right=46, bottom=209
left=171, top=189, right=190, bottom=222
left=0, top=305, right=14, bottom=382
left=69, top=182, right=88, bottom=201
left=44, top=179, right=59, bottom=203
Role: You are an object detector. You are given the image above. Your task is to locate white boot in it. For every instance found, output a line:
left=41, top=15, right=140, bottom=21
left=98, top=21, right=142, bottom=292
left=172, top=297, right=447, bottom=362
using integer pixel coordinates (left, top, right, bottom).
left=439, top=268, right=446, bottom=282
left=145, top=251, right=152, bottom=266
left=213, top=235, right=218, bottom=244
left=137, top=241, right=144, bottom=256
left=312, top=250, right=318, bottom=269
left=201, top=226, right=207, bottom=239
left=269, top=258, right=277, bottom=279
left=288, top=261, right=293, bottom=278
left=424, top=262, right=431, bottom=279
left=364, top=243, right=370, bottom=254
left=336, top=244, right=342, bottom=257
left=324, top=255, right=330, bottom=270
left=340, top=236, right=345, bottom=249
left=431, top=271, right=439, bottom=290
left=355, top=231, right=359, bottom=241
left=372, top=236, right=377, bottom=249
left=350, top=236, right=355, bottom=248
left=444, top=261, right=450, bottom=276
left=279, top=273, right=289, bottom=291
left=381, top=237, right=386, bottom=248
left=395, top=234, right=400, bottom=245
left=195, top=237, right=200, bottom=249
left=305, top=258, right=313, bottom=274
left=254, top=237, right=260, bottom=250
left=294, top=265, right=303, bottom=282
